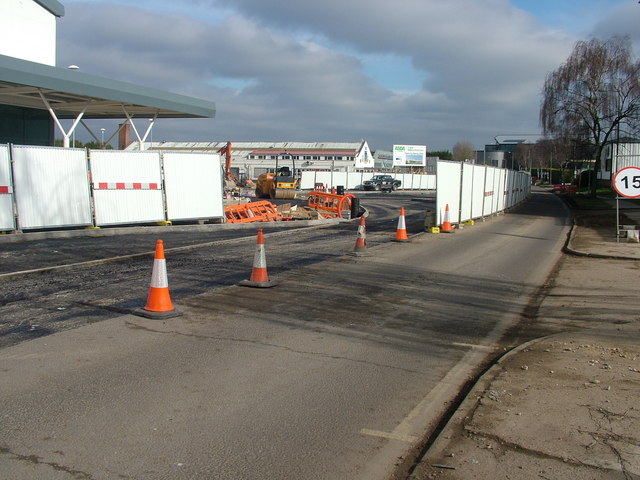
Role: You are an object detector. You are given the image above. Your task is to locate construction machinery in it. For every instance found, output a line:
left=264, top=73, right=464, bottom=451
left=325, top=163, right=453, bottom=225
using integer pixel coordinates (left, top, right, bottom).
left=218, top=141, right=239, bottom=187
left=255, top=154, right=300, bottom=199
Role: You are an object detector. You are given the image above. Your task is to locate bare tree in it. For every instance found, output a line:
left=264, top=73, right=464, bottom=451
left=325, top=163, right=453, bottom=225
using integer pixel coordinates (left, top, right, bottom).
left=540, top=36, right=640, bottom=195
left=452, top=141, right=476, bottom=162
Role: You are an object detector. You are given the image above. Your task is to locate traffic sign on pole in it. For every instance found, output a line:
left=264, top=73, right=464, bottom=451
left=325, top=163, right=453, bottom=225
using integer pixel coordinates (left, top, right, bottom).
left=613, top=166, right=640, bottom=199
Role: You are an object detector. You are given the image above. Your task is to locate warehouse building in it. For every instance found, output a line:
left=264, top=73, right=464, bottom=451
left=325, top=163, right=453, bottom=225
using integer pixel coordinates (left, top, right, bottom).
left=131, top=140, right=377, bottom=181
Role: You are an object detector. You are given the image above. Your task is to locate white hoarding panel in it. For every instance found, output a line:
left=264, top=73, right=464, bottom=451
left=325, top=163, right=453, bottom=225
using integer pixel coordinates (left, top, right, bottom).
left=163, top=153, right=224, bottom=221
left=493, top=168, right=505, bottom=213
left=393, top=145, right=427, bottom=167
left=406, top=173, right=417, bottom=189
left=314, top=172, right=333, bottom=189
left=483, top=167, right=496, bottom=216
left=436, top=161, right=462, bottom=225
left=93, top=190, right=164, bottom=225
left=0, top=144, right=15, bottom=231
left=496, top=169, right=507, bottom=211
left=12, top=145, right=92, bottom=230
left=506, top=170, right=516, bottom=208
left=395, top=173, right=408, bottom=189
left=471, top=166, right=486, bottom=219
left=331, top=172, right=348, bottom=189
left=347, top=172, right=364, bottom=190
left=300, top=171, right=317, bottom=190
left=460, top=164, right=474, bottom=223
left=421, top=174, right=436, bottom=190
left=90, top=150, right=165, bottom=226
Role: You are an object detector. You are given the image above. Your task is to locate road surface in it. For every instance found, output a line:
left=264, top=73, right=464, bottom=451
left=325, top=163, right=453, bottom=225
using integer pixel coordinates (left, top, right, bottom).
left=0, top=191, right=569, bottom=479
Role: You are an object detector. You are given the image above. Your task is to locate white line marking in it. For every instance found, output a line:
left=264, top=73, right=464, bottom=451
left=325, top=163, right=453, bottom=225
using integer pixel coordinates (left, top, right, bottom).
left=360, top=429, right=418, bottom=443
left=452, top=342, right=495, bottom=351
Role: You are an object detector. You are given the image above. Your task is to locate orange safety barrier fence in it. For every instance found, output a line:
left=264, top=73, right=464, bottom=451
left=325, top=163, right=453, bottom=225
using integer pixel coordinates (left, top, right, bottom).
left=225, top=200, right=282, bottom=223
left=306, top=191, right=355, bottom=218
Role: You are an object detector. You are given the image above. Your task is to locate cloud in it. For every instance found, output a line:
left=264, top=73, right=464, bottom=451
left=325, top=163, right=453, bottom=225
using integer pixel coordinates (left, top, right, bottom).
left=590, top=3, right=640, bottom=54
left=58, top=1, right=587, bottom=150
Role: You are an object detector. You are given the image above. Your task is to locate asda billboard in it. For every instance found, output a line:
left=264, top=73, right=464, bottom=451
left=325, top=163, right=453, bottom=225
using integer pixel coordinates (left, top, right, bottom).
left=393, top=145, right=426, bottom=167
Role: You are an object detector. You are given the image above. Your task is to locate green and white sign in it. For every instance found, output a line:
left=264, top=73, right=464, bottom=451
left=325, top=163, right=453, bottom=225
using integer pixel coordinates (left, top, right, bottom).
left=393, top=144, right=426, bottom=167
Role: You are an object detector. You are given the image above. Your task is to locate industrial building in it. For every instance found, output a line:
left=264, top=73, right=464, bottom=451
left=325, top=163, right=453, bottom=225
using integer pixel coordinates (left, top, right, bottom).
left=130, top=140, right=380, bottom=181
left=599, top=139, right=640, bottom=183
left=476, top=135, right=541, bottom=169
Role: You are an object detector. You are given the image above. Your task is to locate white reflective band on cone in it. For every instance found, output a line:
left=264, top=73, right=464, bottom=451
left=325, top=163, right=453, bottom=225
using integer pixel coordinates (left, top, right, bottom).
left=253, top=245, right=267, bottom=269
left=150, top=259, right=169, bottom=288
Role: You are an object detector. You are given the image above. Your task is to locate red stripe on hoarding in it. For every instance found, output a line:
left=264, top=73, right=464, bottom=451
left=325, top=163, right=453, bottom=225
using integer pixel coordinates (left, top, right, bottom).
left=94, top=182, right=160, bottom=190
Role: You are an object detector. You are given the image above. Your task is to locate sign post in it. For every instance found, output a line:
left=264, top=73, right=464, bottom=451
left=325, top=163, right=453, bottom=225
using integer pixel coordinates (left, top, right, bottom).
left=612, top=166, right=640, bottom=242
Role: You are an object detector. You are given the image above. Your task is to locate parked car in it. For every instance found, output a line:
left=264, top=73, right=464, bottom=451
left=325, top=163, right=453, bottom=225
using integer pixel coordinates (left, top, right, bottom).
left=362, top=175, right=401, bottom=191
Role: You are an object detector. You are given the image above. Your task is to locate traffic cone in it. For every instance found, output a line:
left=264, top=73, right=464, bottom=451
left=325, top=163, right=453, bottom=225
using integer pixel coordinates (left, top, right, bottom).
left=134, top=240, right=182, bottom=319
left=393, top=207, right=410, bottom=242
left=351, top=215, right=369, bottom=256
left=239, top=228, right=278, bottom=288
left=441, top=204, right=454, bottom=233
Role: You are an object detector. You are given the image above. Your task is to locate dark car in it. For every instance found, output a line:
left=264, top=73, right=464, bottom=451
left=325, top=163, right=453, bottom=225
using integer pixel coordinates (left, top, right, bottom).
left=362, top=175, right=401, bottom=191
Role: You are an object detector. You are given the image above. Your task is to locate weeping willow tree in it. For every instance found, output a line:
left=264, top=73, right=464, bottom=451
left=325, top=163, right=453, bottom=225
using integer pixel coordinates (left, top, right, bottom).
left=540, top=36, right=640, bottom=195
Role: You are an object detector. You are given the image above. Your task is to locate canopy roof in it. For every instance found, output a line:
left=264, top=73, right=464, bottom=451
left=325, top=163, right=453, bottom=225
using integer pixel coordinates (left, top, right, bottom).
left=0, top=54, right=216, bottom=119
left=35, top=0, right=65, bottom=17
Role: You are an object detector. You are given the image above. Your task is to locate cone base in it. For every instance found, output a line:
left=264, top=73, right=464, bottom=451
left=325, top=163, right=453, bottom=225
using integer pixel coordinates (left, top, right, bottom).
left=239, top=279, right=278, bottom=288
left=392, top=237, right=410, bottom=242
left=133, top=307, right=183, bottom=319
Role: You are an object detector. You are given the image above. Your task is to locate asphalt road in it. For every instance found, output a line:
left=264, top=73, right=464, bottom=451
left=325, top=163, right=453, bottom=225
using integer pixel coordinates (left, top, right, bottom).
left=0, top=191, right=569, bottom=480
left=0, top=192, right=432, bottom=348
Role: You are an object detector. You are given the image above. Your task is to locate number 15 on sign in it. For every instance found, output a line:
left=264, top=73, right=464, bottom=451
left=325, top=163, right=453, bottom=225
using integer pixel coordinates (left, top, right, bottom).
left=613, top=167, right=640, bottom=198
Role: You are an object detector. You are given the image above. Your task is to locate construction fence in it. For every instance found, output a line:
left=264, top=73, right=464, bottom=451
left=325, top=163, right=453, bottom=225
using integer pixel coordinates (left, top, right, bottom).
left=300, top=171, right=436, bottom=191
left=0, top=144, right=224, bottom=232
left=436, top=160, right=531, bottom=226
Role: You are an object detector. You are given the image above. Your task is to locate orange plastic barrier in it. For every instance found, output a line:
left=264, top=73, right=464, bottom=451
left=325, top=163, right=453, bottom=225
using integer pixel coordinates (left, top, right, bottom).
left=225, top=200, right=282, bottom=223
left=307, top=191, right=355, bottom=218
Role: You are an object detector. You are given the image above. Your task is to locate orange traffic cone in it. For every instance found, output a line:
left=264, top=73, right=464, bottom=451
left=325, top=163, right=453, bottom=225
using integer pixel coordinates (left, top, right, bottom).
left=441, top=204, right=454, bottom=233
left=351, top=215, right=369, bottom=256
left=135, top=240, right=182, bottom=319
left=393, top=207, right=410, bottom=242
left=239, top=228, right=278, bottom=288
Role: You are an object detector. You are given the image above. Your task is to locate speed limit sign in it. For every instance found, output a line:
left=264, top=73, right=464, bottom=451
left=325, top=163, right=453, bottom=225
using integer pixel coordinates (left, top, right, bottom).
left=613, top=166, right=640, bottom=198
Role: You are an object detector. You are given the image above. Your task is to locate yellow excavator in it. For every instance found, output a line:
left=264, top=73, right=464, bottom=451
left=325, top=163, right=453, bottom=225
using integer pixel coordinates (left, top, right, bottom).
left=255, top=156, right=300, bottom=200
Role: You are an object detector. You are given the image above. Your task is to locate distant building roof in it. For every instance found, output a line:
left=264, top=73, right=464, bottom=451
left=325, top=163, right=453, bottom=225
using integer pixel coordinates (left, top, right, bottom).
left=493, top=134, right=541, bottom=145
left=137, top=141, right=364, bottom=154
left=0, top=54, right=216, bottom=119
left=249, top=149, right=358, bottom=156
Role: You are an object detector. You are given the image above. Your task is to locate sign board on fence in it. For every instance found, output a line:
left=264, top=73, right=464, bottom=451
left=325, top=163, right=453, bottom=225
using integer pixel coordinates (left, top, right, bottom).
left=393, top=145, right=426, bottom=167
left=613, top=166, right=640, bottom=199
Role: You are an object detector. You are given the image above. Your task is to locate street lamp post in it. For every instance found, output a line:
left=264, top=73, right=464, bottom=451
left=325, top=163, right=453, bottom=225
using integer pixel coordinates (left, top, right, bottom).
left=100, top=128, right=106, bottom=148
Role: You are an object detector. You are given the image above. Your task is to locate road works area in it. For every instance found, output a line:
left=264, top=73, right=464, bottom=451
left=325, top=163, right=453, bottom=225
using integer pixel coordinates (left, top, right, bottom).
left=0, top=190, right=638, bottom=480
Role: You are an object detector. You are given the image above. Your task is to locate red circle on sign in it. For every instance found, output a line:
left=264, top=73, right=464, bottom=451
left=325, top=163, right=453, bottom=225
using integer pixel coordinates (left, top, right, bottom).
left=613, top=166, right=640, bottom=198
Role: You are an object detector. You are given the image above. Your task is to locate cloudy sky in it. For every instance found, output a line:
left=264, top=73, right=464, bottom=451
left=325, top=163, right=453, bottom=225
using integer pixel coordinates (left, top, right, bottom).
left=56, top=0, right=640, bottom=151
